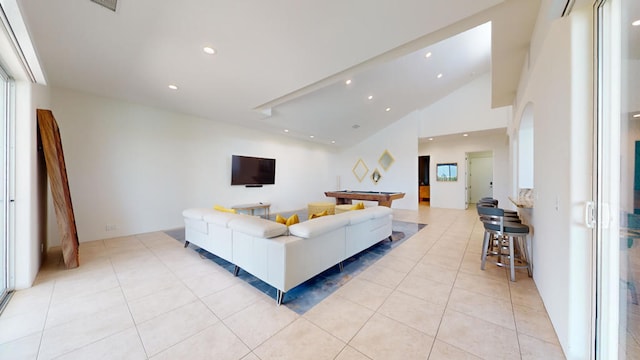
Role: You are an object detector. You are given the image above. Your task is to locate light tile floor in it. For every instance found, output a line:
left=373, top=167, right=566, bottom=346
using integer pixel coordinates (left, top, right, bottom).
left=0, top=206, right=565, bottom=359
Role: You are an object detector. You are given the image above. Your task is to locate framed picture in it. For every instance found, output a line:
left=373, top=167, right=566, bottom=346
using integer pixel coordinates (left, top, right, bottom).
left=378, top=150, right=394, bottom=171
left=436, top=163, right=458, bottom=181
left=352, top=158, right=369, bottom=182
left=371, top=168, right=382, bottom=184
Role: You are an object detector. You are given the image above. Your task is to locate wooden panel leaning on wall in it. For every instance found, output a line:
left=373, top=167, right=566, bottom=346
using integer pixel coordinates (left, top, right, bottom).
left=37, top=109, right=79, bottom=268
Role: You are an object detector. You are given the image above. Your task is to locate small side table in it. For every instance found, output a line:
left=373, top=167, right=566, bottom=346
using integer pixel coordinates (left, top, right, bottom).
left=232, top=203, right=271, bottom=219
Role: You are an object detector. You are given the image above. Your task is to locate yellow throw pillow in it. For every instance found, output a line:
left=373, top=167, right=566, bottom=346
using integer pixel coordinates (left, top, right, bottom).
left=275, top=214, right=287, bottom=225
left=309, top=210, right=328, bottom=219
left=285, top=214, right=300, bottom=226
left=349, top=202, right=365, bottom=210
left=213, top=204, right=237, bottom=214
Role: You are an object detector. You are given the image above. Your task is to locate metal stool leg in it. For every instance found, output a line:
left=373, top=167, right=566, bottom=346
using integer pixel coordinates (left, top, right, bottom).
left=481, top=230, right=491, bottom=270
left=509, top=235, right=516, bottom=282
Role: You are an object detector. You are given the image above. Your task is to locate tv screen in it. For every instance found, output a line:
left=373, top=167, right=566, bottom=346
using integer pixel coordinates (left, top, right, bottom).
left=231, top=155, right=276, bottom=186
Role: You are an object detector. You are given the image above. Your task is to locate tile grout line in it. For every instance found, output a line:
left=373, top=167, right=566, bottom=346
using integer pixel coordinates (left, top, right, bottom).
left=108, top=253, right=152, bottom=360
left=424, top=215, right=474, bottom=359
left=131, top=233, right=231, bottom=358
left=426, top=213, right=490, bottom=359
left=149, top=231, right=297, bottom=356
left=34, top=265, right=58, bottom=360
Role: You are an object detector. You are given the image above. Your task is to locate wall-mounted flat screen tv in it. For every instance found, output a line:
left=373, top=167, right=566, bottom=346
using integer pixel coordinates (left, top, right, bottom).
left=231, top=155, right=276, bottom=186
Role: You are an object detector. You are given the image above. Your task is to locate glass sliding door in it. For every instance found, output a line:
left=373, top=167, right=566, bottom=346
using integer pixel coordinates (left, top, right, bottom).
left=595, top=0, right=640, bottom=358
left=0, top=65, right=9, bottom=306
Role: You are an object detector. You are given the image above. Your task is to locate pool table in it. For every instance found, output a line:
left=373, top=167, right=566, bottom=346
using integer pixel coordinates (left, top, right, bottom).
left=324, top=190, right=405, bottom=207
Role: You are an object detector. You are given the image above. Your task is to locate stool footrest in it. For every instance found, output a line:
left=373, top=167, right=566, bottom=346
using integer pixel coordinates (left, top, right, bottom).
left=484, top=254, right=530, bottom=270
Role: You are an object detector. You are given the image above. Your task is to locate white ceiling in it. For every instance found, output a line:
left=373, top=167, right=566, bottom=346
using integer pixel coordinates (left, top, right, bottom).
left=15, top=0, right=541, bottom=146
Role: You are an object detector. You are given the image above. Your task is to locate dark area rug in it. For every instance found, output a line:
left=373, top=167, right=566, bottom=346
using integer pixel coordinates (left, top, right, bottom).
left=165, top=218, right=426, bottom=314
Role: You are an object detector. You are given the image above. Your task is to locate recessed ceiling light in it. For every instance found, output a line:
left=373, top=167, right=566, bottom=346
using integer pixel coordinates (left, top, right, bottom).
left=437, top=73, right=443, bottom=79
left=168, top=84, right=178, bottom=90
left=428, top=138, right=434, bottom=141
left=425, top=52, right=432, bottom=58
left=331, top=140, right=336, bottom=144
left=352, top=124, right=360, bottom=129
left=368, top=95, right=373, bottom=100
left=203, top=46, right=216, bottom=55
left=309, top=135, right=315, bottom=139
left=385, top=107, right=391, bottom=112
left=284, top=129, right=289, bottom=133
left=633, top=114, right=640, bottom=118
left=463, top=133, right=469, bottom=137
left=632, top=19, right=640, bottom=26
left=345, top=79, right=352, bottom=85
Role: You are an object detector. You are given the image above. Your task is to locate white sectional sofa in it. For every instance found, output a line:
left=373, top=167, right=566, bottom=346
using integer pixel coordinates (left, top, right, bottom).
left=182, top=206, right=393, bottom=304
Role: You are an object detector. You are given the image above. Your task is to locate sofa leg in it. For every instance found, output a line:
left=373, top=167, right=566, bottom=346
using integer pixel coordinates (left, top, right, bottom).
left=276, top=290, right=285, bottom=305
left=233, top=265, right=240, bottom=277
left=338, top=262, right=344, bottom=272
left=388, top=235, right=393, bottom=242
left=183, top=241, right=190, bottom=248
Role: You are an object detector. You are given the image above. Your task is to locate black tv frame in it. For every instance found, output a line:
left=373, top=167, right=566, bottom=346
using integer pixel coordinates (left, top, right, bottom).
left=231, top=155, right=276, bottom=187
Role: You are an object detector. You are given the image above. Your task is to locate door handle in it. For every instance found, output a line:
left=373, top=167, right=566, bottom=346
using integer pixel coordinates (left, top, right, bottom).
left=585, top=201, right=595, bottom=228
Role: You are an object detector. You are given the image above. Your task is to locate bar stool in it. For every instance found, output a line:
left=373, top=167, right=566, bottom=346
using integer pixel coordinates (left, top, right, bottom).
left=477, top=197, right=519, bottom=217
left=476, top=203, right=519, bottom=264
left=478, top=206, right=531, bottom=281
left=476, top=200, right=520, bottom=260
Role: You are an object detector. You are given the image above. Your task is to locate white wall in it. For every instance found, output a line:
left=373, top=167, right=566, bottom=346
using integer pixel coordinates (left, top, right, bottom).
left=419, top=132, right=509, bottom=209
left=47, top=88, right=339, bottom=244
left=418, top=73, right=510, bottom=137
left=511, top=4, right=593, bottom=358
left=14, top=82, right=49, bottom=289
left=413, top=69, right=511, bottom=210
left=47, top=87, right=426, bottom=245
left=336, top=112, right=419, bottom=210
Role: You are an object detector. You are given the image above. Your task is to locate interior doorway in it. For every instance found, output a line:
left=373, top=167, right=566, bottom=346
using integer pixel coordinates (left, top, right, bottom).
left=467, top=151, right=493, bottom=204
left=418, top=155, right=430, bottom=205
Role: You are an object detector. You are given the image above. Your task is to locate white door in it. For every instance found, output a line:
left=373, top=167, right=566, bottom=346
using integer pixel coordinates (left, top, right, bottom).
left=595, top=0, right=640, bottom=357
left=469, top=153, right=493, bottom=203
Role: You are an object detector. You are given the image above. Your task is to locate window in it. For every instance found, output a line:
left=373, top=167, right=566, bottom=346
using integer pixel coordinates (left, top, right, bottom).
left=0, top=65, right=12, bottom=309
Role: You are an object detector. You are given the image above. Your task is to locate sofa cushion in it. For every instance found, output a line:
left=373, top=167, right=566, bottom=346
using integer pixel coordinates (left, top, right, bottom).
left=182, top=208, right=217, bottom=220
left=203, top=211, right=238, bottom=227
left=350, top=202, right=365, bottom=210
left=286, top=214, right=300, bottom=226
left=214, top=204, right=238, bottom=214
left=275, top=214, right=300, bottom=227
left=288, top=215, right=349, bottom=238
left=309, top=210, right=328, bottom=219
left=228, top=216, right=288, bottom=238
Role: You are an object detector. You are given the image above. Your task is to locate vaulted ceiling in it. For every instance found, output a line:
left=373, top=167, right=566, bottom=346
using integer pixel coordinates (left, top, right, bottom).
left=15, top=0, right=541, bottom=146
